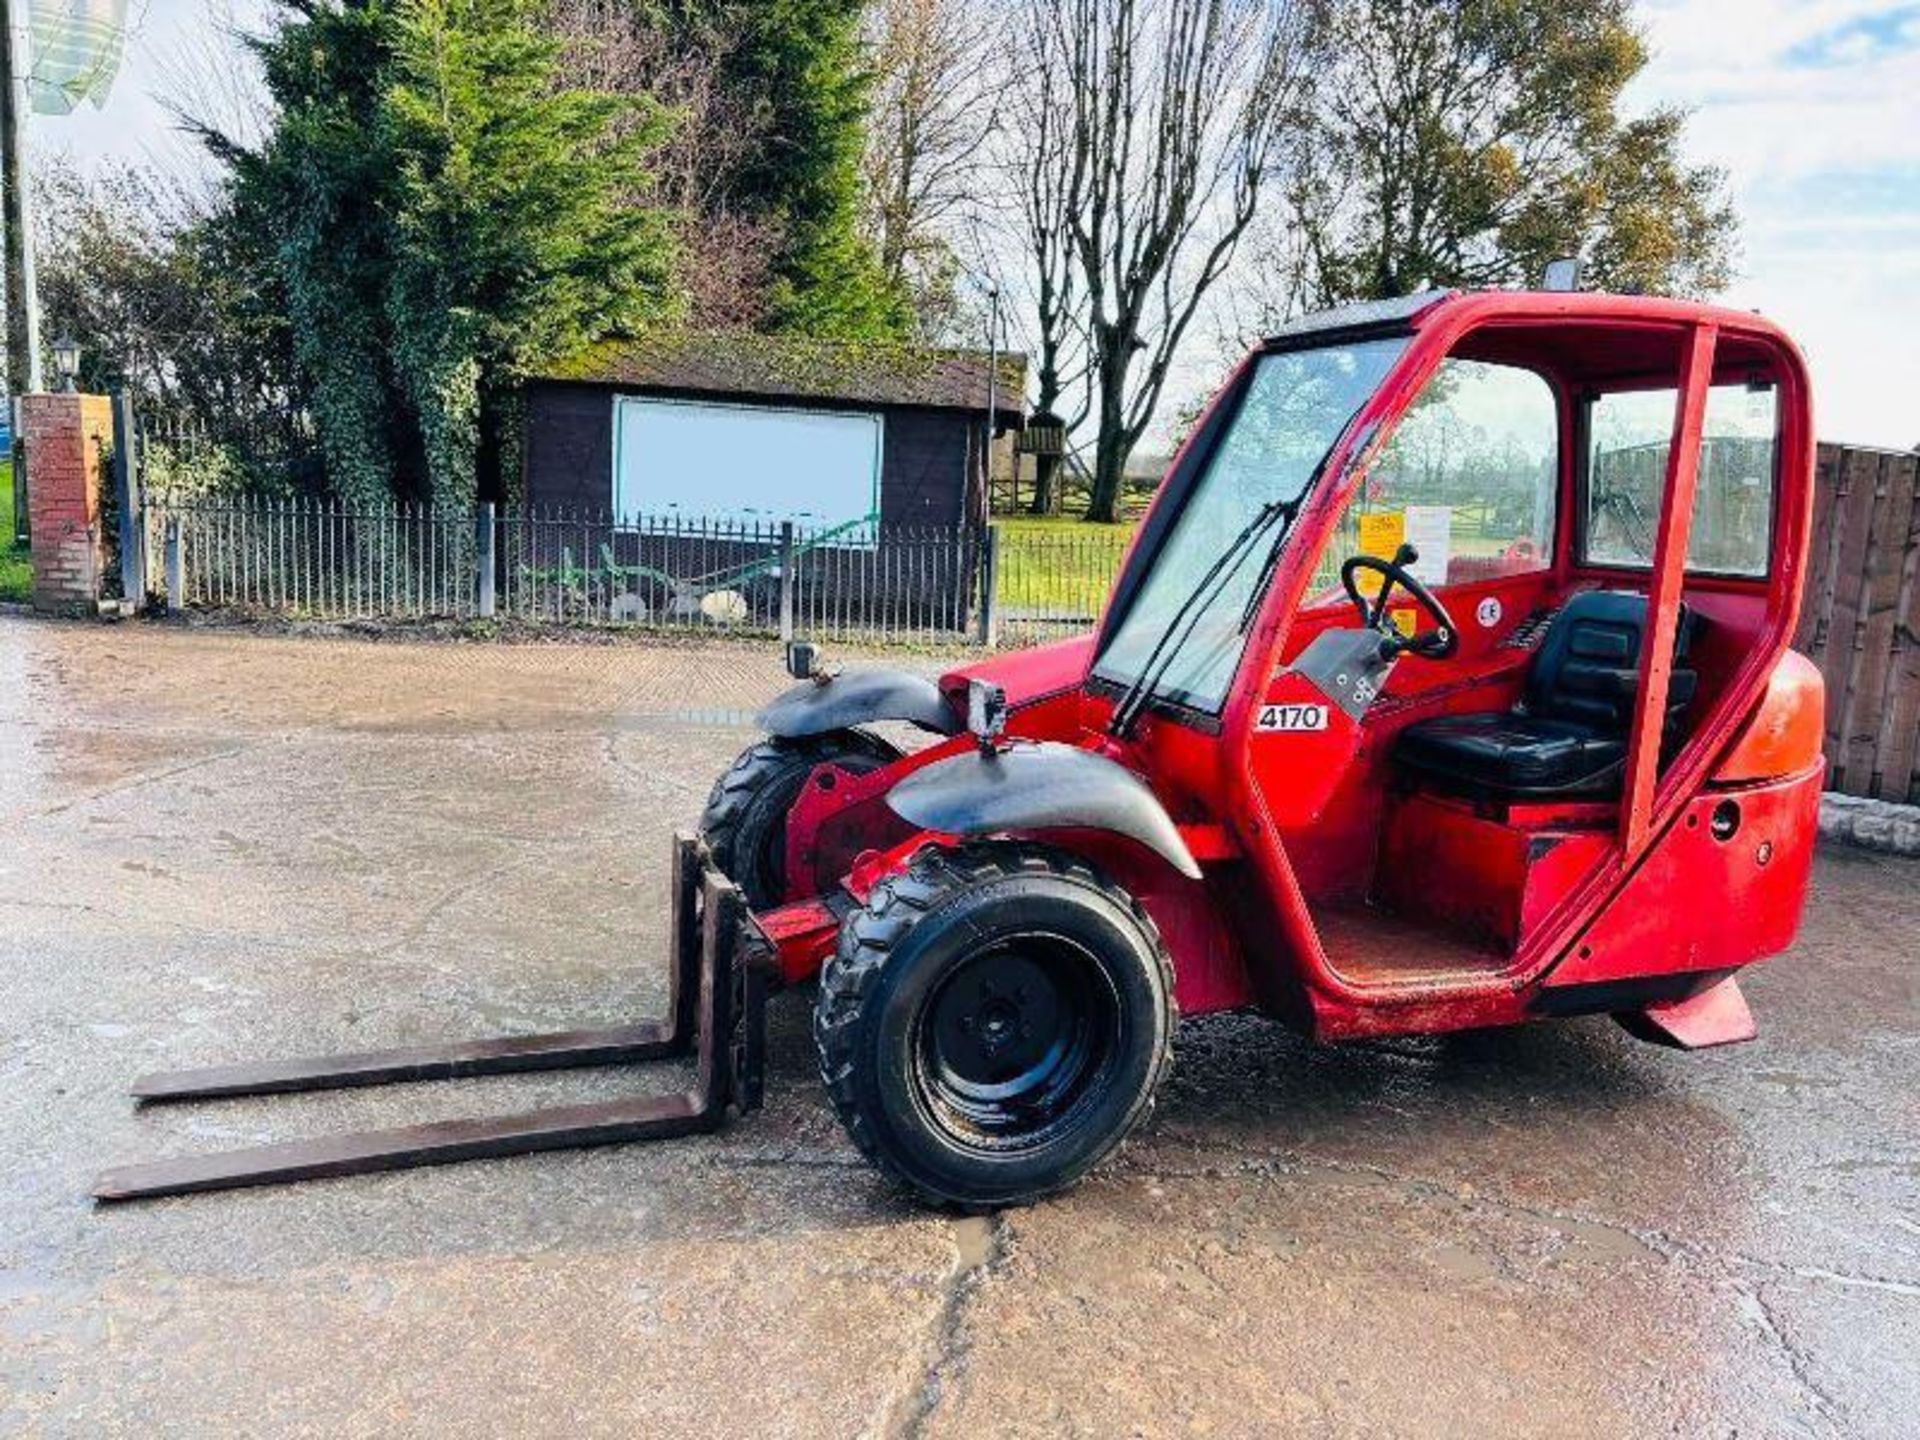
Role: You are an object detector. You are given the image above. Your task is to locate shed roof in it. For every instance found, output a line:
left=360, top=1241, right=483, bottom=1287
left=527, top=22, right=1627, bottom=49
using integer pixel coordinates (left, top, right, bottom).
left=540, top=332, right=1028, bottom=425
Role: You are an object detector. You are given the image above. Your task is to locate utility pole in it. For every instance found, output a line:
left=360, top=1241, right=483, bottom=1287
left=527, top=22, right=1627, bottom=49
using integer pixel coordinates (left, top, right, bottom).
left=1, top=0, right=43, bottom=397
left=982, top=282, right=1000, bottom=521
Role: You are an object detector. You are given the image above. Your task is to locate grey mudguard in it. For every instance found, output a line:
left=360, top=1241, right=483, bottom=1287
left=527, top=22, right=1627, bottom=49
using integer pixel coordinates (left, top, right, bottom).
left=757, top=668, right=962, bottom=739
left=885, top=741, right=1202, bottom=879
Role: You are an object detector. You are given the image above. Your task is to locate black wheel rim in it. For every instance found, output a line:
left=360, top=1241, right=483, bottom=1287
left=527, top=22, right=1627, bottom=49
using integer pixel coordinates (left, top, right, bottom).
left=912, top=933, right=1125, bottom=1155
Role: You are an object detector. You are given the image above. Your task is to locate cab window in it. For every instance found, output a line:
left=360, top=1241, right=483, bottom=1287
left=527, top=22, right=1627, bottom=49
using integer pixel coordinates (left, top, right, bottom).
left=1310, top=358, right=1560, bottom=600
left=1583, top=383, right=1778, bottom=577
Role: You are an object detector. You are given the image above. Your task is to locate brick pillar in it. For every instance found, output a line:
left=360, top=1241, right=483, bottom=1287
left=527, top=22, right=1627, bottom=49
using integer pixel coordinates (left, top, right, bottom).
left=21, top=393, right=115, bottom=615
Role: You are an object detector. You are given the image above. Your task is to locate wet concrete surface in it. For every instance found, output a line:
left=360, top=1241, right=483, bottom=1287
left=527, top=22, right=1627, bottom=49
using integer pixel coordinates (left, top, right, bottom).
left=0, top=614, right=1914, bottom=1437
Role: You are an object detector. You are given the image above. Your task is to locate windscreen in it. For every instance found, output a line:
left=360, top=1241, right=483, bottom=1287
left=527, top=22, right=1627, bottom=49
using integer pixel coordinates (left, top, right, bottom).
left=1094, top=337, right=1409, bottom=714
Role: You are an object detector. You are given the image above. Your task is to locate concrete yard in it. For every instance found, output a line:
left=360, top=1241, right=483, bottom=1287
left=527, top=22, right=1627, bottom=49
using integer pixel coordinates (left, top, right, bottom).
left=0, top=615, right=1915, bottom=1437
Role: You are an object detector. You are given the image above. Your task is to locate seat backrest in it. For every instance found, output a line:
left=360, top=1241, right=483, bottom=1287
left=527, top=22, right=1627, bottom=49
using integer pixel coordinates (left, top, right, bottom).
left=1525, top=590, right=1697, bottom=732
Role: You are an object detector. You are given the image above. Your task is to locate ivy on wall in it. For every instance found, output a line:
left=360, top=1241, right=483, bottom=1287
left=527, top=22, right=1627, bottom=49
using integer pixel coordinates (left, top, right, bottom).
left=230, top=0, right=678, bottom=507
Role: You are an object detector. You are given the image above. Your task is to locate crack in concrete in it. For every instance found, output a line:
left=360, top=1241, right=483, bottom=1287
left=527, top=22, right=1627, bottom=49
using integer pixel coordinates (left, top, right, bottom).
left=1789, top=1266, right=1920, bottom=1298
left=880, top=1212, right=1010, bottom=1440
left=18, top=739, right=265, bottom=824
left=1735, top=1281, right=1843, bottom=1432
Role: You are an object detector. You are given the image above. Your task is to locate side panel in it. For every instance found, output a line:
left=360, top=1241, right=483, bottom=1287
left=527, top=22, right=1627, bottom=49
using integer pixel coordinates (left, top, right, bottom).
left=1539, top=763, right=1824, bottom=991
left=940, top=635, right=1095, bottom=712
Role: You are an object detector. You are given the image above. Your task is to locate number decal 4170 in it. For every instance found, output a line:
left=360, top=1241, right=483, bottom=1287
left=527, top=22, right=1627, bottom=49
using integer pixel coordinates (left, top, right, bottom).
left=1256, top=702, right=1330, bottom=733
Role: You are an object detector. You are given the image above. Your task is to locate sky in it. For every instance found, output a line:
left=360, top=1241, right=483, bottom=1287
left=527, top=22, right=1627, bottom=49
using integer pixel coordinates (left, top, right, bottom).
left=1623, top=0, right=1920, bottom=448
left=20, top=0, right=1920, bottom=450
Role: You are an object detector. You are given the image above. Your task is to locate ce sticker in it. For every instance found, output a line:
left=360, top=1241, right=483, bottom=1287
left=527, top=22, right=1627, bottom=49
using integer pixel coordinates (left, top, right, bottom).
left=1256, top=702, right=1330, bottom=732
left=1476, top=596, right=1503, bottom=628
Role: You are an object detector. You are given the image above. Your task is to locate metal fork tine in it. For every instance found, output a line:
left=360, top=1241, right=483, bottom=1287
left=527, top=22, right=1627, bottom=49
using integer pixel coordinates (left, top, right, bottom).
left=92, top=836, right=759, bottom=1204
left=91, top=1091, right=719, bottom=1201
left=129, top=1022, right=686, bottom=1103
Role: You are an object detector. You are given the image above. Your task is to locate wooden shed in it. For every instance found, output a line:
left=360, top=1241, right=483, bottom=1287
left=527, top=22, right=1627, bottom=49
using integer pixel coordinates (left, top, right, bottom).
left=521, top=333, right=1027, bottom=533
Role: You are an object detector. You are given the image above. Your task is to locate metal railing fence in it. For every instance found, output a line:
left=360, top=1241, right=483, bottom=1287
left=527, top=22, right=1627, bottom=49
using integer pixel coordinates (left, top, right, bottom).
left=148, top=494, right=481, bottom=619
left=990, top=523, right=1132, bottom=645
left=140, top=495, right=1141, bottom=650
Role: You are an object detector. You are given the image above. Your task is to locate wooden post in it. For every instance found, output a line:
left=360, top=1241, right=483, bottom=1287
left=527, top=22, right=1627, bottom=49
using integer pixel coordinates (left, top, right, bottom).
left=1621, top=323, right=1716, bottom=858
left=476, top=502, right=496, bottom=618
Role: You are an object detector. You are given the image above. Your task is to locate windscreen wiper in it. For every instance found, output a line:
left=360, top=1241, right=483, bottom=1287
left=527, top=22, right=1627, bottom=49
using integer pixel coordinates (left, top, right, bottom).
left=1108, top=497, right=1297, bottom=740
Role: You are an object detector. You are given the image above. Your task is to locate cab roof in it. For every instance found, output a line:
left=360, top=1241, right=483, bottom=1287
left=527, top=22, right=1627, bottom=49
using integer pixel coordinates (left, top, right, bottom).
left=1264, top=288, right=1802, bottom=390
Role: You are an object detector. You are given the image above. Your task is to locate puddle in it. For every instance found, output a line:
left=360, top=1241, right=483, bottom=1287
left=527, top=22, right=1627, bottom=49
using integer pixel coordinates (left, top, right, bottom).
left=953, top=1214, right=997, bottom=1270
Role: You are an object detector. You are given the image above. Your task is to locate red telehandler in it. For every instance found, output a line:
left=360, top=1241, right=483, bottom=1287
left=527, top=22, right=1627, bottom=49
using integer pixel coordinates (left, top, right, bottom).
left=97, top=288, right=1826, bottom=1209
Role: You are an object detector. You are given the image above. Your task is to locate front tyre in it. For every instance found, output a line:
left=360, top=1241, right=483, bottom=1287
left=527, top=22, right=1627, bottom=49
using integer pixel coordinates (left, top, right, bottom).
left=699, top=730, right=900, bottom=908
left=814, top=843, right=1175, bottom=1209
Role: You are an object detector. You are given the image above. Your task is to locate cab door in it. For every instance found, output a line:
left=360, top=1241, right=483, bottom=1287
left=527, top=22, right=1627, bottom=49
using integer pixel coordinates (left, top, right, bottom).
left=1248, top=356, right=1565, bottom=895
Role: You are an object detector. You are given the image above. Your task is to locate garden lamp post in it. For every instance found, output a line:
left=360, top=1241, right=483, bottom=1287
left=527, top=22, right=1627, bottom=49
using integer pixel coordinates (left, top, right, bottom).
left=51, top=334, right=79, bottom=392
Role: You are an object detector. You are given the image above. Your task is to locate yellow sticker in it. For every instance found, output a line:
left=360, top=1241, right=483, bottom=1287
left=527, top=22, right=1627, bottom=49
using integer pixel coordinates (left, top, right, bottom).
left=1356, top=510, right=1404, bottom=557
left=1389, top=607, right=1418, bottom=637
left=1352, top=511, right=1405, bottom=602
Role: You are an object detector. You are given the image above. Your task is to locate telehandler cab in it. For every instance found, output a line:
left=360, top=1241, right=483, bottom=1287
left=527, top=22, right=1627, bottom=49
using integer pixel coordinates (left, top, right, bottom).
left=97, top=288, right=1826, bottom=1209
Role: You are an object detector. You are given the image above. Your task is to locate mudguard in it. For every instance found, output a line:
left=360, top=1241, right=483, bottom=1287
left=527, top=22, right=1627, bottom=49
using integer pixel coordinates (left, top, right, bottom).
left=757, top=669, right=962, bottom=739
left=884, top=741, right=1202, bottom=879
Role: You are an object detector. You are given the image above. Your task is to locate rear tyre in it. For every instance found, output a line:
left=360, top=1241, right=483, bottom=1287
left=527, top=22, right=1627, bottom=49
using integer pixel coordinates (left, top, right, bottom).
left=814, top=843, right=1176, bottom=1209
left=700, top=730, right=900, bottom=908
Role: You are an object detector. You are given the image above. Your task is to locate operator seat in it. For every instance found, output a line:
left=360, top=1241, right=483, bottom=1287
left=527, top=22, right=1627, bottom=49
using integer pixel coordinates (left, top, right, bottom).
left=1393, top=591, right=1698, bottom=798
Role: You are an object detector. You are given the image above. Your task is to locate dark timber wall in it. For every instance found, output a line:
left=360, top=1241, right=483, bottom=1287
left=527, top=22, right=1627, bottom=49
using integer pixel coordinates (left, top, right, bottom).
left=521, top=381, right=981, bottom=530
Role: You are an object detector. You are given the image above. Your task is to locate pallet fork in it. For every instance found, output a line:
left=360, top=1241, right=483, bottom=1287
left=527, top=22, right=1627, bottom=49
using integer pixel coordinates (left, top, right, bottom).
left=92, top=835, right=768, bottom=1202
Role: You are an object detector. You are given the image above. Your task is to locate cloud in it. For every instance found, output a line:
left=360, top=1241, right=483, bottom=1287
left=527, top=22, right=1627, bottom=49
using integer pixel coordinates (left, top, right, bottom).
left=1783, top=4, right=1920, bottom=67
left=1628, top=0, right=1920, bottom=447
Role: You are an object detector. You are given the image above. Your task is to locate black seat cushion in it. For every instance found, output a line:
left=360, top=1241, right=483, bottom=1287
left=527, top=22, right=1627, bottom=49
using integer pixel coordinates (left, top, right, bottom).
left=1392, top=591, right=1699, bottom=799
left=1394, top=713, right=1626, bottom=794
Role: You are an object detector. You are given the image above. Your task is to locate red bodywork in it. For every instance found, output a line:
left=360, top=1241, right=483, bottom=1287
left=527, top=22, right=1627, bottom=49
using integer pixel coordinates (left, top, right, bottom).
left=764, top=292, right=1825, bottom=1049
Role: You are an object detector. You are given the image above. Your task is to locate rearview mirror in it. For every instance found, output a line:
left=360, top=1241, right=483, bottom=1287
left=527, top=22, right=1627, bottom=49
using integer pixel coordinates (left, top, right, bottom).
left=786, top=641, right=830, bottom=682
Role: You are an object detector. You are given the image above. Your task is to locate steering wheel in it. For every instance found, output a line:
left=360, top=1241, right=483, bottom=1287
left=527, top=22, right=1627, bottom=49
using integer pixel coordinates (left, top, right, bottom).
left=1340, top=545, right=1460, bottom=660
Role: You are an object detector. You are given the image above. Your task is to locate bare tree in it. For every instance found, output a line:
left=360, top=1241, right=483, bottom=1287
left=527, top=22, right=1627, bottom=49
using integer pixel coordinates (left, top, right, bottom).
left=1027, top=0, right=1311, bottom=523
left=999, top=11, right=1090, bottom=514
left=861, top=0, right=1000, bottom=339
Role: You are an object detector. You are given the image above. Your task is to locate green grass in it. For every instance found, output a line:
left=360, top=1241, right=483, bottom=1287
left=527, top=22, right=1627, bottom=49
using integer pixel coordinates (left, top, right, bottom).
left=0, top=459, right=30, bottom=604
left=994, top=514, right=1137, bottom=614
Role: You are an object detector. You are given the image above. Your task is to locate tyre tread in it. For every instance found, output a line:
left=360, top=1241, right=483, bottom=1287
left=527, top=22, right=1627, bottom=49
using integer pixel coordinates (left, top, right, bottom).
left=813, top=841, right=1176, bottom=1209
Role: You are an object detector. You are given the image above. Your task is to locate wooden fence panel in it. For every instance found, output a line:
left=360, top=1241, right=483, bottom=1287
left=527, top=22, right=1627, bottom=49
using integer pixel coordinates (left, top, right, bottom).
left=1798, top=442, right=1920, bottom=800
left=1791, top=444, right=1842, bottom=654
left=1816, top=448, right=1879, bottom=766
left=1867, top=452, right=1920, bottom=801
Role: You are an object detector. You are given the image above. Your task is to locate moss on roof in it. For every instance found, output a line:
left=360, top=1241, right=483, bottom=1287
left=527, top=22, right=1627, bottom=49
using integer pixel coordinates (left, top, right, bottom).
left=541, top=331, right=1028, bottom=420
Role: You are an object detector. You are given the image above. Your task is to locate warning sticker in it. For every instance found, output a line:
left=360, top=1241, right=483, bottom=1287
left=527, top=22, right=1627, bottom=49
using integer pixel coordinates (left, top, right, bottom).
left=1255, top=702, right=1331, bottom=733
left=1356, top=510, right=1404, bottom=557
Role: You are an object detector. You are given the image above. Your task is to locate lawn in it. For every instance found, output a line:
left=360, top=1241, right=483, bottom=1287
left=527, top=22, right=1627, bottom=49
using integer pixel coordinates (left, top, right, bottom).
left=1, top=459, right=29, bottom=604
left=994, top=514, right=1136, bottom=617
